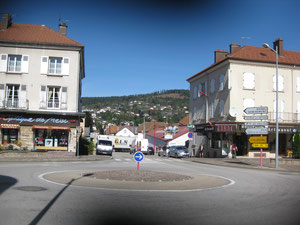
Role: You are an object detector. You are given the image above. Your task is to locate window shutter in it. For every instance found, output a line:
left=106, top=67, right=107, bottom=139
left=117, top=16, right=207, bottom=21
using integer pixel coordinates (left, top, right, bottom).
left=210, top=79, right=215, bottom=93
left=210, top=102, right=214, bottom=118
left=21, top=55, right=29, bottom=73
left=273, top=75, right=284, bottom=91
left=204, top=81, right=207, bottom=93
left=193, top=86, right=197, bottom=99
left=0, top=84, right=5, bottom=107
left=297, top=77, right=300, bottom=92
left=40, top=86, right=47, bottom=109
left=243, top=72, right=255, bottom=89
left=62, top=57, right=70, bottom=75
left=61, top=87, right=68, bottom=110
left=219, top=99, right=224, bottom=116
left=0, top=54, right=8, bottom=72
left=19, top=85, right=27, bottom=108
left=198, top=83, right=202, bottom=97
left=193, top=106, right=197, bottom=121
left=41, top=56, right=48, bottom=74
left=219, top=74, right=224, bottom=91
left=201, top=104, right=206, bottom=119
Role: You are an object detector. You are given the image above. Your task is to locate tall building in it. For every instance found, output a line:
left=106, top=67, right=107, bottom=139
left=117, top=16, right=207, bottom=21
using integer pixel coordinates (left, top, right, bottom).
left=0, top=13, right=85, bottom=152
left=187, top=38, right=300, bottom=158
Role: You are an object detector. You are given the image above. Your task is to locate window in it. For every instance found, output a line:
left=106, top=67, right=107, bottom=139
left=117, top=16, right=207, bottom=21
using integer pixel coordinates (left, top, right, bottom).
left=210, top=102, right=214, bottom=118
left=49, top=57, right=62, bottom=74
left=219, top=74, right=225, bottom=91
left=201, top=104, right=206, bottom=119
left=219, top=99, right=224, bottom=116
left=41, top=56, right=70, bottom=75
left=243, top=72, right=255, bottom=89
left=198, top=83, right=202, bottom=97
left=210, top=79, right=215, bottom=93
left=297, top=77, right=300, bottom=92
left=193, top=106, right=197, bottom=121
left=8, top=55, right=22, bottom=72
left=273, top=74, right=284, bottom=92
left=0, top=54, right=29, bottom=73
left=6, top=84, right=19, bottom=107
left=193, top=86, right=197, bottom=99
left=47, top=87, right=60, bottom=108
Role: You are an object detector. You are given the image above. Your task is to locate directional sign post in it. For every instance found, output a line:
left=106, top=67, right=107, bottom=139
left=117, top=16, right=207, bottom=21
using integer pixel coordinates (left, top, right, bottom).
left=246, top=128, right=268, bottom=135
left=134, top=151, right=144, bottom=170
left=244, top=115, right=268, bottom=120
left=187, top=124, right=195, bottom=129
left=249, top=136, right=267, bottom=143
left=252, top=143, right=269, bottom=148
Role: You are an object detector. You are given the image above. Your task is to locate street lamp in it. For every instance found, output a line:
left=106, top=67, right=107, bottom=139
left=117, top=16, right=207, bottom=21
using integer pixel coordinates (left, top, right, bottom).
left=262, top=43, right=279, bottom=168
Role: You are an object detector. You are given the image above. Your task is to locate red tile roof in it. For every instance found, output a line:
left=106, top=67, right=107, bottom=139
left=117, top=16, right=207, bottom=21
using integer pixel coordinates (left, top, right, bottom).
left=0, top=23, right=83, bottom=47
left=187, top=45, right=300, bottom=81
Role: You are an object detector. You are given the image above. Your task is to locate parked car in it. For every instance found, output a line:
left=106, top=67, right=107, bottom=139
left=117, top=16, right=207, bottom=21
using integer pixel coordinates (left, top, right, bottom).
left=169, top=146, right=190, bottom=158
left=147, top=147, right=154, bottom=155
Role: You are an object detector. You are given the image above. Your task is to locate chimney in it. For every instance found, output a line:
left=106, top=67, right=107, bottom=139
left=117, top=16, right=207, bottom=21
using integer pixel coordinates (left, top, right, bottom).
left=230, top=43, right=241, bottom=54
left=273, top=38, right=283, bottom=55
left=59, top=23, right=68, bottom=36
left=0, top=13, right=12, bottom=30
left=214, top=49, right=229, bottom=63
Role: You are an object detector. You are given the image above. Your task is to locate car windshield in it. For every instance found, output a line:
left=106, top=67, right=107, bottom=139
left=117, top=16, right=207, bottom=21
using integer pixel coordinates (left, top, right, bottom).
left=176, top=146, right=187, bottom=150
left=98, top=140, right=112, bottom=146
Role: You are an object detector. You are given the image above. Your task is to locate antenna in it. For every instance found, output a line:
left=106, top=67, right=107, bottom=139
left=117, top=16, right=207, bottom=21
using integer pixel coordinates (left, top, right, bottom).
left=240, top=37, right=251, bottom=46
left=58, top=14, right=69, bottom=24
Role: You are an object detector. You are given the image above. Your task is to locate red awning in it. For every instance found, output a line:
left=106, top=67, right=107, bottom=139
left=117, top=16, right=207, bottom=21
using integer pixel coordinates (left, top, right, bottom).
left=0, top=124, right=20, bottom=129
left=32, top=125, right=70, bottom=130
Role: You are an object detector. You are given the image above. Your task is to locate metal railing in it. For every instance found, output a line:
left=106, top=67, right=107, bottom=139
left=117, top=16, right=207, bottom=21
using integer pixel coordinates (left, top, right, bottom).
left=267, top=112, right=300, bottom=123
left=0, top=99, right=29, bottom=110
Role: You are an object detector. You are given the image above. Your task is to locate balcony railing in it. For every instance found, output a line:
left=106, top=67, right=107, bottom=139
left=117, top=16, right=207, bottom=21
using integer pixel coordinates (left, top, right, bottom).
left=267, top=112, right=300, bottom=123
left=0, top=99, right=29, bottom=110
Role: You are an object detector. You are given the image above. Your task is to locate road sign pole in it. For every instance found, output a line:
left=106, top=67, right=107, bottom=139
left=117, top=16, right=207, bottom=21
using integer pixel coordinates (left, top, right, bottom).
left=137, top=162, right=140, bottom=170
left=260, top=148, right=263, bottom=168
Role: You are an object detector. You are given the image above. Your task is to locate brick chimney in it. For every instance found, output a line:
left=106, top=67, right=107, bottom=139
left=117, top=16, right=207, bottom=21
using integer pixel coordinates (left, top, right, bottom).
left=0, top=13, right=12, bottom=30
left=273, top=38, right=283, bottom=55
left=59, top=23, right=68, bottom=36
left=230, top=43, right=241, bottom=54
left=214, top=49, right=229, bottom=63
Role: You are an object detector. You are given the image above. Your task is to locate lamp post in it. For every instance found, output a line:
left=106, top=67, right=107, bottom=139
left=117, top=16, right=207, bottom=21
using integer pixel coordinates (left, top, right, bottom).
left=262, top=43, right=279, bottom=168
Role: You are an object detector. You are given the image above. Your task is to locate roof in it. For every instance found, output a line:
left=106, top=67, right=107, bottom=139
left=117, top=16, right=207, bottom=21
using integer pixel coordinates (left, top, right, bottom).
left=105, top=125, right=123, bottom=135
left=0, top=23, right=83, bottom=47
left=146, top=126, right=189, bottom=142
left=137, top=122, right=167, bottom=133
left=187, top=45, right=300, bottom=81
left=179, top=114, right=189, bottom=126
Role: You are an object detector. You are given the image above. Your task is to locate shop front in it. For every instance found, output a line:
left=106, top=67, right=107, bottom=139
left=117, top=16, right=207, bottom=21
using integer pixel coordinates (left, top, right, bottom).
left=0, top=112, right=83, bottom=152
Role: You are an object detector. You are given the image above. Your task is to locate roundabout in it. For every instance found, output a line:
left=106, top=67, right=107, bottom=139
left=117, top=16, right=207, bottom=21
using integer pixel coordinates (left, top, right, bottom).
left=41, top=169, right=234, bottom=191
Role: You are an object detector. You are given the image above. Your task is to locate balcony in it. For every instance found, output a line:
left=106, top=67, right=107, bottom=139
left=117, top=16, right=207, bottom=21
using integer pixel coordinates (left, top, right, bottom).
left=0, top=99, right=29, bottom=110
left=267, top=112, right=300, bottom=123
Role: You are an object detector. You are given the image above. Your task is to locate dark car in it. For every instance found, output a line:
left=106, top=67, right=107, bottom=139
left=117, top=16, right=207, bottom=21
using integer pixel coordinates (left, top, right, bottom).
left=147, top=146, right=154, bottom=155
left=169, top=146, right=190, bottom=158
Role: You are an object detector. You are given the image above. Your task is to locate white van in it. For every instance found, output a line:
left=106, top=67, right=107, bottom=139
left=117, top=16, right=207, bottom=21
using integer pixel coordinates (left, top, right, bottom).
left=136, top=139, right=149, bottom=154
left=96, top=137, right=113, bottom=156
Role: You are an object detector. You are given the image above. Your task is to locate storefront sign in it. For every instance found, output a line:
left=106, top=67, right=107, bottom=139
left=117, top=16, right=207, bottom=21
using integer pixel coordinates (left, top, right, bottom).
left=1, top=116, right=68, bottom=124
left=0, top=124, right=20, bottom=129
left=268, top=125, right=299, bottom=134
left=215, top=124, right=236, bottom=132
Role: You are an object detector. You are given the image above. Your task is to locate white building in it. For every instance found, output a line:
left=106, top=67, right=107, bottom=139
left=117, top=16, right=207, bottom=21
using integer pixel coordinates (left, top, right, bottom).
left=0, top=13, right=85, bottom=152
left=187, top=38, right=300, bottom=158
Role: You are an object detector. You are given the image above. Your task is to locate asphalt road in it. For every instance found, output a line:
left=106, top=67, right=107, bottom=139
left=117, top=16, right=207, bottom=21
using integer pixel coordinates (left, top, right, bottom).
left=0, top=152, right=300, bottom=225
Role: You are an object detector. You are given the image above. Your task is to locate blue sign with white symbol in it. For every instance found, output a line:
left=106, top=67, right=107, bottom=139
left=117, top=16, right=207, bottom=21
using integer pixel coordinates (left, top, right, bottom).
left=134, top=152, right=144, bottom=162
left=188, top=132, right=193, bottom=138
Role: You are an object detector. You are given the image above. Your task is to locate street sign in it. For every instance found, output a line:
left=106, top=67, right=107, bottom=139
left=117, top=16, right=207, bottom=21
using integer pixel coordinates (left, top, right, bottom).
left=252, top=143, right=269, bottom=148
left=244, top=107, right=268, bottom=114
left=245, top=121, right=268, bottom=127
left=188, top=132, right=193, bottom=138
left=245, top=128, right=268, bottom=135
left=249, top=136, right=267, bottom=143
left=187, top=124, right=195, bottom=129
left=244, top=115, right=268, bottom=120
left=134, top=152, right=144, bottom=162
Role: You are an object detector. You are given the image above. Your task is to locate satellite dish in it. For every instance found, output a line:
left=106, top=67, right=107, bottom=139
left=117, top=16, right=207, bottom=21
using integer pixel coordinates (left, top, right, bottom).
left=229, top=107, right=238, bottom=117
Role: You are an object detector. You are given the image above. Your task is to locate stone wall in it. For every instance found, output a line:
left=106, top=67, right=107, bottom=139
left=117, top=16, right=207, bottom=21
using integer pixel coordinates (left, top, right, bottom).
left=20, top=126, right=34, bottom=150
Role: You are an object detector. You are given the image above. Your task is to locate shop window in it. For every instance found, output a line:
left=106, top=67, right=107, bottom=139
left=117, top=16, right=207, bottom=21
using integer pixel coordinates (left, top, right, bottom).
left=2, top=129, right=18, bottom=144
left=35, top=129, right=69, bottom=148
left=211, top=133, right=221, bottom=149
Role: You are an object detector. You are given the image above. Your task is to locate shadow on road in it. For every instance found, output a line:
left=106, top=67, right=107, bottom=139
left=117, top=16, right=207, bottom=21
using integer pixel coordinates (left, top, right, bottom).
left=28, top=173, right=94, bottom=225
left=0, top=175, right=18, bottom=195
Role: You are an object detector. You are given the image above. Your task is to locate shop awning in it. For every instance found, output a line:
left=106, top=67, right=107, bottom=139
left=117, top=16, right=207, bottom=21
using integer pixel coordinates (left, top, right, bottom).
left=0, top=124, right=20, bottom=129
left=32, top=125, right=70, bottom=130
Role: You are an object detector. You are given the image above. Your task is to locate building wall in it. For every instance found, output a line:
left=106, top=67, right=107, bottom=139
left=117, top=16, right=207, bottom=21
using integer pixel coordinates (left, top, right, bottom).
left=0, top=47, right=81, bottom=112
left=20, top=126, right=34, bottom=150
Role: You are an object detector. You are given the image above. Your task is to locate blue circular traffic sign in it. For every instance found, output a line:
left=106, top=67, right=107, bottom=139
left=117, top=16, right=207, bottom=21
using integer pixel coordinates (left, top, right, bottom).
left=134, top=152, right=144, bottom=162
left=188, top=132, right=193, bottom=138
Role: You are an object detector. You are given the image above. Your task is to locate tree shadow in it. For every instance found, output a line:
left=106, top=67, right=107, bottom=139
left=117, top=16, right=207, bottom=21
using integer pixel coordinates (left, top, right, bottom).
left=0, top=175, right=18, bottom=195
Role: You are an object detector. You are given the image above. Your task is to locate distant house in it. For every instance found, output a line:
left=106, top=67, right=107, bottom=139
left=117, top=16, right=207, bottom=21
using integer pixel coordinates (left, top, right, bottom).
left=146, top=126, right=189, bottom=149
left=116, top=127, right=136, bottom=137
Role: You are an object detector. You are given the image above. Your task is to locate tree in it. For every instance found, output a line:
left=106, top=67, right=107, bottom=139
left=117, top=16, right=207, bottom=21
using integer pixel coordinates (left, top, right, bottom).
left=293, top=131, right=300, bottom=158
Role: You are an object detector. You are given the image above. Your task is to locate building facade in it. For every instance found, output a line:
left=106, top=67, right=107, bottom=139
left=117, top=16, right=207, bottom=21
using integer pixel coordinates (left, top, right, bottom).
left=0, top=13, right=85, bottom=152
left=187, top=39, right=300, bottom=158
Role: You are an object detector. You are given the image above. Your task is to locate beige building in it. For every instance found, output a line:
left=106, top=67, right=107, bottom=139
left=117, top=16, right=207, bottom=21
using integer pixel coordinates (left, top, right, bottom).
left=187, top=38, right=300, bottom=158
left=0, top=13, right=85, bottom=152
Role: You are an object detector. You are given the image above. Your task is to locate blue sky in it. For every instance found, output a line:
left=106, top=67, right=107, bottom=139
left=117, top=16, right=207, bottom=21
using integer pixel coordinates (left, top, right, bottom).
left=1, top=0, right=300, bottom=97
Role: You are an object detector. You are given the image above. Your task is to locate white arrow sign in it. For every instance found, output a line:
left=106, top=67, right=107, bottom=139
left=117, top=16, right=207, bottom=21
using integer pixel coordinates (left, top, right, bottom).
left=244, top=107, right=268, bottom=114
left=245, top=121, right=268, bottom=126
left=245, top=128, right=268, bottom=135
left=244, top=115, right=268, bottom=120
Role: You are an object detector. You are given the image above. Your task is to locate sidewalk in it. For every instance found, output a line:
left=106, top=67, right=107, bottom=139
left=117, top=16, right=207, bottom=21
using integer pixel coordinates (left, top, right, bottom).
left=185, top=157, right=300, bottom=173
